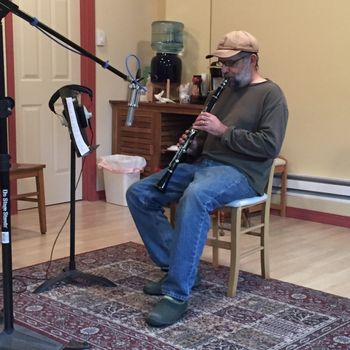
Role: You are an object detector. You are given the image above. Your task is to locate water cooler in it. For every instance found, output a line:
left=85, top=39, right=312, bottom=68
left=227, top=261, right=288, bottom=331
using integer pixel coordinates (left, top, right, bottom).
left=150, top=21, right=184, bottom=100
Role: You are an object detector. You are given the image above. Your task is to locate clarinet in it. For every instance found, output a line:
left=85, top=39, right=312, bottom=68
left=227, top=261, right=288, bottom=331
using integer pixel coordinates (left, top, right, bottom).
left=155, top=78, right=229, bottom=192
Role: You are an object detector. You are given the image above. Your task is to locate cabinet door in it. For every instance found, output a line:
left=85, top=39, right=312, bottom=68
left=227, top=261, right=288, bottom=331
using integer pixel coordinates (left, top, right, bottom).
left=111, top=102, right=201, bottom=177
left=160, top=113, right=196, bottom=168
left=116, top=108, right=158, bottom=176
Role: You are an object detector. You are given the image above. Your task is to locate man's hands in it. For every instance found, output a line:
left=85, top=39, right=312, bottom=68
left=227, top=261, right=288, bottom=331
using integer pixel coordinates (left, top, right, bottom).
left=178, top=130, right=203, bottom=157
left=176, top=111, right=227, bottom=157
left=192, top=112, right=228, bottom=136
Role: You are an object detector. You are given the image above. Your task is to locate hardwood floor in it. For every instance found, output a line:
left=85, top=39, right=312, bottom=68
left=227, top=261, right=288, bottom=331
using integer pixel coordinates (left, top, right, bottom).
left=2, top=200, right=350, bottom=298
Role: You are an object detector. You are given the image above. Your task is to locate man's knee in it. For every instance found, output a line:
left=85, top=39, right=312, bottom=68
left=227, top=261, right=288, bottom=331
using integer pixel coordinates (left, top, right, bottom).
left=179, top=185, right=205, bottom=210
left=126, top=180, right=142, bottom=205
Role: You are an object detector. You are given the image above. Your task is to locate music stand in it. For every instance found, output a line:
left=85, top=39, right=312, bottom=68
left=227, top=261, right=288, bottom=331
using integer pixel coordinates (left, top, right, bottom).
left=34, top=90, right=116, bottom=293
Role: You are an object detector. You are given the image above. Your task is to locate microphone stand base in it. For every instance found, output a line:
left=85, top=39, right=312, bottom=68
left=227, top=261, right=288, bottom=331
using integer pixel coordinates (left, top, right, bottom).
left=33, top=267, right=116, bottom=294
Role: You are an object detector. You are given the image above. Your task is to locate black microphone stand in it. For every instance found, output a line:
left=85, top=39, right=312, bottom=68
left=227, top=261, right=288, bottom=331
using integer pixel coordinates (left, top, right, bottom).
left=33, top=140, right=117, bottom=294
left=0, top=6, right=65, bottom=350
left=0, top=0, right=135, bottom=349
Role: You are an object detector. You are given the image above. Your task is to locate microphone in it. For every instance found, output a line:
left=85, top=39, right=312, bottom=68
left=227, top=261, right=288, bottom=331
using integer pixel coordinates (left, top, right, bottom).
left=126, top=81, right=142, bottom=127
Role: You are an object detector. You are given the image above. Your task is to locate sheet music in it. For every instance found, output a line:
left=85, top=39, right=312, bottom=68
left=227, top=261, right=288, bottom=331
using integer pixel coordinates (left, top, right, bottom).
left=65, top=97, right=90, bottom=156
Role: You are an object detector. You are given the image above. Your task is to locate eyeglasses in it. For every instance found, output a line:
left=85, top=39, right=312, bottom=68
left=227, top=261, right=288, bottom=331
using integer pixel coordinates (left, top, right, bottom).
left=217, top=55, right=250, bottom=68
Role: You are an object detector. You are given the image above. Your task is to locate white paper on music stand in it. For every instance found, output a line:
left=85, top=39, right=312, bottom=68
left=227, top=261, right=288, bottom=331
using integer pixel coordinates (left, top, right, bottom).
left=65, top=97, right=90, bottom=156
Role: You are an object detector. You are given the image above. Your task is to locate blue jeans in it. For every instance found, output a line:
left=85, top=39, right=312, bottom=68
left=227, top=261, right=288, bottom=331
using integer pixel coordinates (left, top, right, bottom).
left=126, top=158, right=256, bottom=301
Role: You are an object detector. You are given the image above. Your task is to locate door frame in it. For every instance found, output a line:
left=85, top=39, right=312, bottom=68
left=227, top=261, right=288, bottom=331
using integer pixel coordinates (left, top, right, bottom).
left=6, top=0, right=98, bottom=203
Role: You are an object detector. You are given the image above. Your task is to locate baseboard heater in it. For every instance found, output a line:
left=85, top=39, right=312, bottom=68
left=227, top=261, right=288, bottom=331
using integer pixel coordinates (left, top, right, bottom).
left=273, top=174, right=350, bottom=201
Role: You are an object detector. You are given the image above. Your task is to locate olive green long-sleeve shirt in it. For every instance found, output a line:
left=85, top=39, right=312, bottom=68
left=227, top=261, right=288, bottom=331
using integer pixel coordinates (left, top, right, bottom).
left=202, top=80, right=288, bottom=194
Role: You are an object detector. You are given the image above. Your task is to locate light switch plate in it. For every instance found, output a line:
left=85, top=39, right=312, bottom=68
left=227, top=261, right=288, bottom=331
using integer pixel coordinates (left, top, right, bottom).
left=96, top=29, right=106, bottom=47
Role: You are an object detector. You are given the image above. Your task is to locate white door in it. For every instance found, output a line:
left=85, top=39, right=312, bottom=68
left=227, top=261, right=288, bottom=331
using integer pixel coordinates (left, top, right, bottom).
left=13, top=0, right=81, bottom=206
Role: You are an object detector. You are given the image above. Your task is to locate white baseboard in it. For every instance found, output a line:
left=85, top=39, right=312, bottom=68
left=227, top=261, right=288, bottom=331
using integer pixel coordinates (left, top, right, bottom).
left=273, top=174, right=350, bottom=217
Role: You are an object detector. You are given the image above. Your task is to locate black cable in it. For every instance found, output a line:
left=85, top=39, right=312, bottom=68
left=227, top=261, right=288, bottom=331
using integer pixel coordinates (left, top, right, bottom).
left=43, top=156, right=86, bottom=281
left=36, top=26, right=84, bottom=57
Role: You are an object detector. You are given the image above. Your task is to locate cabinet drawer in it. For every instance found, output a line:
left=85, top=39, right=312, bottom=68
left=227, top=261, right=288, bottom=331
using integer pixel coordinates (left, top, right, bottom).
left=117, top=114, right=155, bottom=155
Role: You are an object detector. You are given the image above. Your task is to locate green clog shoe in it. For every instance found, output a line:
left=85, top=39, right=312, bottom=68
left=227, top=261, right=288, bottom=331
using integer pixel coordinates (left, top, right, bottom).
left=146, top=296, right=188, bottom=327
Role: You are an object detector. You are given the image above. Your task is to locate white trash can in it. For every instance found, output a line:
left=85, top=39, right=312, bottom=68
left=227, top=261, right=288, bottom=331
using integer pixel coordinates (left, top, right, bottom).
left=98, top=154, right=146, bottom=206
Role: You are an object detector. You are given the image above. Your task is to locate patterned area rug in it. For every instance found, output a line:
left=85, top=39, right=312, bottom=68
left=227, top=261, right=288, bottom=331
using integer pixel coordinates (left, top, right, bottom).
left=3, top=242, right=350, bottom=349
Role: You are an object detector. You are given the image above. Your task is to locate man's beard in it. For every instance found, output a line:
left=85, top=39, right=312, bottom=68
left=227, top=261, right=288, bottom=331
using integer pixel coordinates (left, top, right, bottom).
left=227, top=61, right=252, bottom=89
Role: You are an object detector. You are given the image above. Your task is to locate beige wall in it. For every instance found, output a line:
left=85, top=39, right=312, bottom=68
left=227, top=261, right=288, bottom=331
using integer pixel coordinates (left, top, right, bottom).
left=164, top=0, right=211, bottom=82
left=164, top=0, right=350, bottom=181
left=96, top=1, right=349, bottom=215
left=95, top=0, right=164, bottom=189
left=210, top=0, right=350, bottom=181
left=162, top=0, right=350, bottom=215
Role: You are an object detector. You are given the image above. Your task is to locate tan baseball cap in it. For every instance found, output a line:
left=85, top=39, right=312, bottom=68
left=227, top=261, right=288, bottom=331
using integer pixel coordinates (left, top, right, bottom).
left=206, top=30, right=259, bottom=59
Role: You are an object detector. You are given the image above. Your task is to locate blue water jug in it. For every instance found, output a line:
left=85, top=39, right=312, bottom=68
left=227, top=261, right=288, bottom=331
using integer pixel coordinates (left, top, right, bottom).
left=151, top=21, right=184, bottom=54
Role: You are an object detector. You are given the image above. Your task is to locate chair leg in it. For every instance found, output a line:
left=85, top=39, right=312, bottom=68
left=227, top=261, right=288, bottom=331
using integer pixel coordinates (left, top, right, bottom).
left=211, top=212, right=219, bottom=267
left=36, top=170, right=47, bottom=234
left=242, top=208, right=251, bottom=227
left=261, top=206, right=270, bottom=278
left=227, top=207, right=241, bottom=297
left=280, top=166, right=287, bottom=217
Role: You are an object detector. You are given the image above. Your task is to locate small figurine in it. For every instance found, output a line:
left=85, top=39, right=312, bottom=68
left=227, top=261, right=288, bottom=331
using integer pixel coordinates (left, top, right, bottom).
left=154, top=90, right=176, bottom=103
left=179, top=83, right=191, bottom=104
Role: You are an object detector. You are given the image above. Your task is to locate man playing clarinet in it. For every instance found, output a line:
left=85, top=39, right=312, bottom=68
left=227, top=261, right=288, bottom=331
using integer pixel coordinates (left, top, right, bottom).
left=126, top=30, right=288, bottom=327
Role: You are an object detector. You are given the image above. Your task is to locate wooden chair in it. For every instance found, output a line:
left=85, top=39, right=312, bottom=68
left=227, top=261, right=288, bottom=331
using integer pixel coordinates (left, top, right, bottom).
left=10, top=163, right=47, bottom=234
left=271, top=156, right=287, bottom=216
left=206, top=160, right=276, bottom=297
left=242, top=155, right=288, bottom=221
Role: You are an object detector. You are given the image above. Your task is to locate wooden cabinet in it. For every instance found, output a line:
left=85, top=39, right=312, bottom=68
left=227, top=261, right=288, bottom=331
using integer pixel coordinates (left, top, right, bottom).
left=110, top=101, right=203, bottom=176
